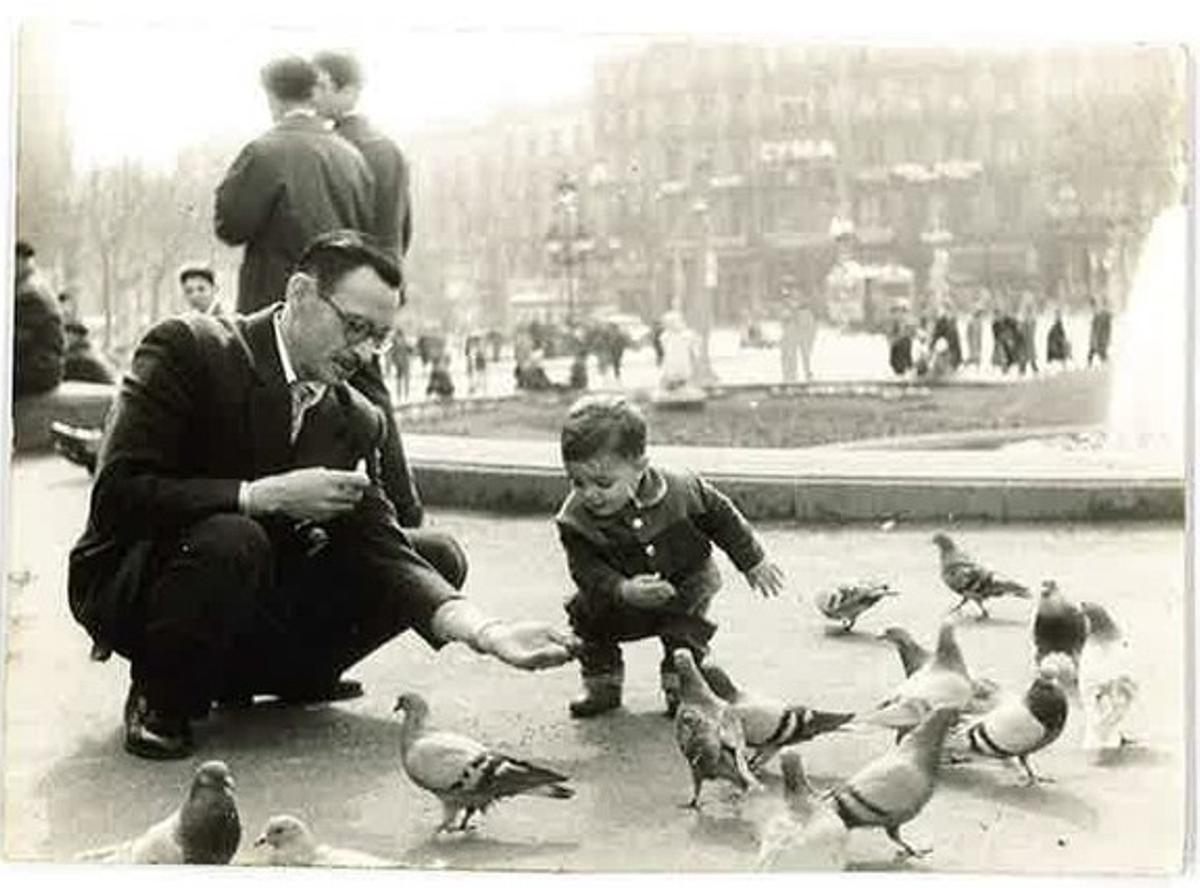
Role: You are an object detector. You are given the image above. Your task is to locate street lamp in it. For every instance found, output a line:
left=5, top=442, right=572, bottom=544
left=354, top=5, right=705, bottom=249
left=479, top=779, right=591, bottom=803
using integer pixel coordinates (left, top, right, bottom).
left=545, top=174, right=592, bottom=326
left=690, top=193, right=719, bottom=385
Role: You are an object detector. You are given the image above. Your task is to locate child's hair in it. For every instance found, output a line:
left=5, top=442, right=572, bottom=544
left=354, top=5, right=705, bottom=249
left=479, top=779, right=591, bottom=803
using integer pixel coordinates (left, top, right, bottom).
left=561, top=394, right=647, bottom=464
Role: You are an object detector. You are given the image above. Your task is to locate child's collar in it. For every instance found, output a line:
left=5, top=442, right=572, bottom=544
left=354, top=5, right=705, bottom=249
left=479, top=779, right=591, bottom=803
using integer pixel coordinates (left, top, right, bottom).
left=631, top=465, right=667, bottom=509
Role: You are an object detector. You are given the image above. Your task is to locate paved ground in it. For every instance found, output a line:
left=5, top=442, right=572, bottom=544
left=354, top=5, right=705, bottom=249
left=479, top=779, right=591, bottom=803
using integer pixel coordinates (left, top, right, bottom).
left=1, top=455, right=1188, bottom=874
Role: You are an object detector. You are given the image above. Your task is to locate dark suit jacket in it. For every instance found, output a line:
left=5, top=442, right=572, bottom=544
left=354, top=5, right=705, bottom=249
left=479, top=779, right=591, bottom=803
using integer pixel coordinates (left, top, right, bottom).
left=335, top=114, right=412, bottom=256
left=66, top=307, right=450, bottom=654
left=215, top=114, right=375, bottom=313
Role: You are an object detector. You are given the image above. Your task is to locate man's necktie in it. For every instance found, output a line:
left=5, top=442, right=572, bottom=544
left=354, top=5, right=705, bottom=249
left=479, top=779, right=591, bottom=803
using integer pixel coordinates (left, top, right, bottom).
left=289, top=381, right=324, bottom=443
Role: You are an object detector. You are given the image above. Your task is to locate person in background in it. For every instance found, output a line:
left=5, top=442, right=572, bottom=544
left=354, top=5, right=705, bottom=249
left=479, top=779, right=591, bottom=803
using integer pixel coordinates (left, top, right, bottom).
left=1046, top=306, right=1072, bottom=369
left=215, top=55, right=374, bottom=315
left=13, top=240, right=65, bottom=400
left=964, top=295, right=984, bottom=369
left=1017, top=289, right=1040, bottom=376
left=178, top=263, right=224, bottom=316
left=389, top=328, right=412, bottom=401
left=1088, top=294, right=1113, bottom=366
left=426, top=352, right=455, bottom=401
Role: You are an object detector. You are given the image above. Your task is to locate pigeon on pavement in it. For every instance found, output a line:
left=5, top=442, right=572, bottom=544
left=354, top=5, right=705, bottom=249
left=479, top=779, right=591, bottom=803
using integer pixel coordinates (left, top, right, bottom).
left=252, top=815, right=396, bottom=867
left=700, top=662, right=856, bottom=770
left=861, top=623, right=975, bottom=730
left=76, top=760, right=241, bottom=864
left=947, top=663, right=1070, bottom=785
left=830, top=706, right=959, bottom=859
left=1078, top=601, right=1139, bottom=757
left=757, top=749, right=849, bottom=871
left=815, top=581, right=899, bottom=632
left=393, top=692, right=574, bottom=832
left=932, top=532, right=1031, bottom=619
left=673, top=649, right=760, bottom=808
left=1032, top=579, right=1088, bottom=679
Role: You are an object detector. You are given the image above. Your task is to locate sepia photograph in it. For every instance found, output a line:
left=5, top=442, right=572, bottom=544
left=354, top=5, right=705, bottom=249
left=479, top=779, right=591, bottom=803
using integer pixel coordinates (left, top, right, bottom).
left=1, top=4, right=1193, bottom=883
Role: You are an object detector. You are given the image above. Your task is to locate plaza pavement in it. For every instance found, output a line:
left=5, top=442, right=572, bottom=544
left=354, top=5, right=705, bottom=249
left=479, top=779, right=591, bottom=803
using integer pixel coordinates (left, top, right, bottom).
left=1, top=453, right=1187, bottom=874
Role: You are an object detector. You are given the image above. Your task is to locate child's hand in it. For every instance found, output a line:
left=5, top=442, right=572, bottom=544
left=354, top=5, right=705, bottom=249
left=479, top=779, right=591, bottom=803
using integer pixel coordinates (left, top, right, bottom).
left=619, top=574, right=676, bottom=609
left=746, top=559, right=785, bottom=599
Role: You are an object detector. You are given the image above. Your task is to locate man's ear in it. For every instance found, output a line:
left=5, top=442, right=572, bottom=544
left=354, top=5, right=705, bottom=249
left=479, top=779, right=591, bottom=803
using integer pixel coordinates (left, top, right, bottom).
left=285, top=272, right=315, bottom=304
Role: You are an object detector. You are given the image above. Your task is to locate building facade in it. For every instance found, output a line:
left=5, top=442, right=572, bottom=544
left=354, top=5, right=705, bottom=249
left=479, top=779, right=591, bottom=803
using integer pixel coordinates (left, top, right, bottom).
left=406, top=43, right=1184, bottom=331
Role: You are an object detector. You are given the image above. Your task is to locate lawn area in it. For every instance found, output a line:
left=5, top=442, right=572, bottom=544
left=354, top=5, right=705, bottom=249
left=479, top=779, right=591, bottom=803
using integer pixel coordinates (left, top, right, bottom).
left=403, top=367, right=1112, bottom=449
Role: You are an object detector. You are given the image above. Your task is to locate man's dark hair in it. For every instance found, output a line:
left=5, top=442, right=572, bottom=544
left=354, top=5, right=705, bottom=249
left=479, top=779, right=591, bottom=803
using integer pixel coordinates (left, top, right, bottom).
left=178, top=263, right=215, bottom=287
left=312, top=50, right=364, bottom=90
left=260, top=55, right=318, bottom=102
left=15, top=240, right=34, bottom=259
left=294, top=230, right=404, bottom=303
left=561, top=394, right=647, bottom=464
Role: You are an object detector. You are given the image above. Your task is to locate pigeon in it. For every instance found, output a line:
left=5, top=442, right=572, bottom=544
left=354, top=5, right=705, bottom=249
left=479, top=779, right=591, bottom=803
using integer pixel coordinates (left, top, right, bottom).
left=815, top=581, right=899, bottom=631
left=1078, top=602, right=1139, bottom=756
left=878, top=626, right=1001, bottom=716
left=1032, top=579, right=1088, bottom=679
left=878, top=626, right=931, bottom=677
left=393, top=692, right=573, bottom=832
left=252, top=815, right=396, bottom=867
left=756, top=749, right=849, bottom=871
left=932, top=532, right=1031, bottom=618
left=76, top=760, right=241, bottom=864
left=700, top=662, right=856, bottom=770
left=861, top=623, right=976, bottom=730
left=947, top=663, right=1070, bottom=785
left=830, top=706, right=959, bottom=859
left=673, top=649, right=760, bottom=808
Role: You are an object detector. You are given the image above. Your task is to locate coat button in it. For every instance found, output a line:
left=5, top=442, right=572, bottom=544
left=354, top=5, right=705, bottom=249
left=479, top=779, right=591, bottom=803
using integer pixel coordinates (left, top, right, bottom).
left=644, top=543, right=656, bottom=556
left=631, top=517, right=644, bottom=529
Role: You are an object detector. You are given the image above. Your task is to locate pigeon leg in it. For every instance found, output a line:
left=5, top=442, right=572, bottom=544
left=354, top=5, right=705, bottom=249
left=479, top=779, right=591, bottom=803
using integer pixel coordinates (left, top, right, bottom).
left=437, top=802, right=461, bottom=833
left=1018, top=756, right=1054, bottom=786
left=886, top=826, right=932, bottom=859
left=947, top=599, right=966, bottom=615
left=975, top=600, right=990, bottom=620
left=841, top=618, right=855, bottom=633
left=681, top=773, right=704, bottom=810
left=458, top=808, right=476, bottom=831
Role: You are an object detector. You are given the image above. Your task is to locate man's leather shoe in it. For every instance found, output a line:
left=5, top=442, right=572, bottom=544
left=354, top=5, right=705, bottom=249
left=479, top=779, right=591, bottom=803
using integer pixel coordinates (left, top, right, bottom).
left=123, top=686, right=193, bottom=760
left=274, top=678, right=364, bottom=705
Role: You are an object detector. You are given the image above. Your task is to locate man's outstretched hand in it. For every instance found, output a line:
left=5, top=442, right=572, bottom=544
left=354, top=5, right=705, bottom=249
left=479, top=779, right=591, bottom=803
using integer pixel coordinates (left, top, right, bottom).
left=478, top=621, right=580, bottom=671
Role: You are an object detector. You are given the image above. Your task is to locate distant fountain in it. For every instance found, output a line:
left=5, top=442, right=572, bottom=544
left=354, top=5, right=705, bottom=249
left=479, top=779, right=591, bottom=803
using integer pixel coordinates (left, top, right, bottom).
left=1104, top=204, right=1188, bottom=467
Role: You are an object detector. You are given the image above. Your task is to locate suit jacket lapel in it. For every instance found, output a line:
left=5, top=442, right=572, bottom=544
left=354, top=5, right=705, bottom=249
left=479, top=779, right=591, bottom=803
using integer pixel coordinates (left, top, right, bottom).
left=238, top=307, right=293, bottom=476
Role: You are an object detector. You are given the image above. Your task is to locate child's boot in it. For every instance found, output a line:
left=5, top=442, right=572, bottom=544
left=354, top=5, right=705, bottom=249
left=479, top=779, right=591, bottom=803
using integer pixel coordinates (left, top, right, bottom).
left=569, top=667, right=623, bottom=718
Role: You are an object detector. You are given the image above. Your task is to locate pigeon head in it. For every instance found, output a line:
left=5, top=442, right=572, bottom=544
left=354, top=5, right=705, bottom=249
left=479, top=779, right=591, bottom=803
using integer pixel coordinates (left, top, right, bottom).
left=1080, top=601, right=1121, bottom=641
left=193, top=760, right=235, bottom=793
left=780, top=749, right=817, bottom=811
left=1038, top=652, right=1078, bottom=686
left=933, top=622, right=968, bottom=676
left=393, top=692, right=429, bottom=718
left=1039, top=579, right=1060, bottom=599
left=814, top=588, right=839, bottom=616
left=903, top=705, right=960, bottom=770
left=672, top=649, right=716, bottom=704
left=255, top=814, right=312, bottom=849
left=698, top=662, right=741, bottom=703
left=878, top=626, right=914, bottom=646
left=931, top=532, right=954, bottom=553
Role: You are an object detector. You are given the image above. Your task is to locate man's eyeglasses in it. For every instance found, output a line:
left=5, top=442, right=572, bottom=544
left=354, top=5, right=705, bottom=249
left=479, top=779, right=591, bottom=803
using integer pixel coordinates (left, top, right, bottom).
left=318, top=292, right=394, bottom=355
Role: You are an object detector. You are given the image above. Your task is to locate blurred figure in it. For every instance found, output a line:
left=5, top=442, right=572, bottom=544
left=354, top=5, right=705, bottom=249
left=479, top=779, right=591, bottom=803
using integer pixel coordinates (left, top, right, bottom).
left=650, top=317, right=665, bottom=366
left=13, top=240, right=65, bottom=400
left=965, top=297, right=984, bottom=368
left=1088, top=295, right=1113, bottom=366
left=658, top=310, right=698, bottom=391
left=887, top=303, right=914, bottom=377
left=389, top=328, right=413, bottom=401
left=312, top=50, right=413, bottom=257
left=426, top=352, right=455, bottom=400
left=1017, top=289, right=1040, bottom=375
left=62, top=317, right=116, bottom=384
left=464, top=333, right=488, bottom=395
left=215, top=55, right=374, bottom=314
left=178, top=263, right=223, bottom=315
left=929, top=297, right=963, bottom=370
left=1046, top=307, right=1071, bottom=369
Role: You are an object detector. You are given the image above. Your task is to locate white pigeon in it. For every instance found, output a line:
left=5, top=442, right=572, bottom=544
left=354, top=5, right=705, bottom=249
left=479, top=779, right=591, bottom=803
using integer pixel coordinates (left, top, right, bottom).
left=75, top=760, right=241, bottom=864
left=252, top=815, right=396, bottom=867
left=756, top=749, right=848, bottom=871
left=1078, top=601, right=1139, bottom=757
left=700, top=662, right=856, bottom=770
left=393, top=692, right=574, bottom=832
left=860, top=622, right=976, bottom=730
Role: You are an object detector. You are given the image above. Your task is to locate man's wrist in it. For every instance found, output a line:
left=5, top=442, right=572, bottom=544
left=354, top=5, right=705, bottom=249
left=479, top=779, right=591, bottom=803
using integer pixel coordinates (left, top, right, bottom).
left=432, top=600, right=505, bottom=655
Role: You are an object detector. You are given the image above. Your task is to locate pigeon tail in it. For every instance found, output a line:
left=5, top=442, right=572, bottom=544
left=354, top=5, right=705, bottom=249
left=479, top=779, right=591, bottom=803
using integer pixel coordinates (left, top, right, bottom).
left=1080, top=601, right=1122, bottom=642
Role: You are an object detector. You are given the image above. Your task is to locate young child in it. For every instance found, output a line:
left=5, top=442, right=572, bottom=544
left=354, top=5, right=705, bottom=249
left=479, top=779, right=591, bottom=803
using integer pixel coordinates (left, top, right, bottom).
left=555, top=394, right=785, bottom=718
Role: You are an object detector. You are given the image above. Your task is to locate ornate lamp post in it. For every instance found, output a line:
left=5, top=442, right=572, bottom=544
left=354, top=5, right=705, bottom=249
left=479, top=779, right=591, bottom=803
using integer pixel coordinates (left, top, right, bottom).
left=545, top=174, right=592, bottom=326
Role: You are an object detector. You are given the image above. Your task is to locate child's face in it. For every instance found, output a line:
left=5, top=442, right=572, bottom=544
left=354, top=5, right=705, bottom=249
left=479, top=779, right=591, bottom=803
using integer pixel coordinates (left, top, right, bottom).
left=565, top=452, right=647, bottom=517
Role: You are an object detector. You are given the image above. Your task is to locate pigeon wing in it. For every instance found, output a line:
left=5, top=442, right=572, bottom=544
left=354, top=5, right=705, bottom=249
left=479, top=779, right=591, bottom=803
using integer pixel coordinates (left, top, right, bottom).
left=128, top=811, right=185, bottom=864
left=403, top=729, right=490, bottom=795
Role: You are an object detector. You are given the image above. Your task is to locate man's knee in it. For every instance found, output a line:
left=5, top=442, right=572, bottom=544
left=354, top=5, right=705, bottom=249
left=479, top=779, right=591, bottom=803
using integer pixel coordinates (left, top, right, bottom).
left=183, top=513, right=272, bottom=571
left=408, top=529, right=468, bottom=590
